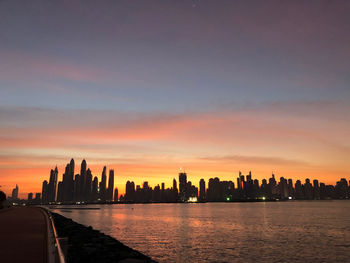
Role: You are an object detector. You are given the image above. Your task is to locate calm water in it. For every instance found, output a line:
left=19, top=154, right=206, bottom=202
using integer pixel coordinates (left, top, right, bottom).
left=51, top=201, right=350, bottom=263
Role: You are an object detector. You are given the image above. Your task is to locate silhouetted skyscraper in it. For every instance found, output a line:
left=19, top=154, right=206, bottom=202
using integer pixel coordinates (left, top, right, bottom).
left=92, top=176, right=99, bottom=201
left=199, top=179, right=206, bottom=201
left=63, top=160, right=74, bottom=202
left=12, top=184, right=19, bottom=199
left=173, top=178, right=177, bottom=191
left=79, top=159, right=87, bottom=201
left=125, top=181, right=135, bottom=202
left=179, top=172, right=187, bottom=202
left=107, top=169, right=114, bottom=201
left=172, top=178, right=178, bottom=201
left=207, top=177, right=220, bottom=201
left=74, top=174, right=80, bottom=202
left=295, top=180, right=304, bottom=199
left=304, top=178, right=313, bottom=199
left=57, top=181, right=64, bottom=202
left=99, top=166, right=107, bottom=201
left=48, top=167, right=58, bottom=202
left=114, top=188, right=119, bottom=202
left=279, top=177, right=288, bottom=199
left=42, top=180, right=48, bottom=203
left=85, top=168, right=92, bottom=201
left=313, top=179, right=320, bottom=200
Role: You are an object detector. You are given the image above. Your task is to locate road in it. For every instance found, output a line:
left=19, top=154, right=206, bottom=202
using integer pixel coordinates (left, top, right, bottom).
left=0, top=206, right=48, bottom=263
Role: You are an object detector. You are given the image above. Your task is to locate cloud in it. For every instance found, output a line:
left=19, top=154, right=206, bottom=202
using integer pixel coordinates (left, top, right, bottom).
left=199, top=155, right=310, bottom=167
left=0, top=51, right=105, bottom=83
left=1, top=101, right=349, bottom=151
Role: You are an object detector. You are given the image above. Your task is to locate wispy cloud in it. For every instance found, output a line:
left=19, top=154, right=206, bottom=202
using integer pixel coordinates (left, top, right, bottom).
left=199, top=155, right=310, bottom=167
left=0, top=51, right=105, bottom=83
left=1, top=101, right=349, bottom=198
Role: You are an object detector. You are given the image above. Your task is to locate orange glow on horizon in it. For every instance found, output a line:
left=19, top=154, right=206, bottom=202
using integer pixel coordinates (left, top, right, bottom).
left=0, top=158, right=347, bottom=199
left=1, top=105, right=349, bottom=198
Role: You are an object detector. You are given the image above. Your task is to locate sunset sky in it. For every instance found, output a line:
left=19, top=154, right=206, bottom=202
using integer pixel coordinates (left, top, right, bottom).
left=1, top=0, right=350, bottom=198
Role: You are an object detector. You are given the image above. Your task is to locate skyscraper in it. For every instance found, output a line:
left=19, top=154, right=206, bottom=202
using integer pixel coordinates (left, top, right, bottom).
left=42, top=180, right=48, bottom=204
left=57, top=181, right=64, bottom=202
left=172, top=178, right=178, bottom=201
left=74, top=174, right=80, bottom=201
left=48, top=167, right=58, bottom=202
left=12, top=184, right=19, bottom=199
left=91, top=176, right=99, bottom=202
left=179, top=172, right=187, bottom=202
left=99, top=166, right=107, bottom=201
left=85, top=168, right=92, bottom=201
left=313, top=179, right=320, bottom=200
left=114, top=188, right=119, bottom=202
left=125, top=181, right=135, bottom=202
left=199, top=179, right=206, bottom=202
left=107, top=169, right=114, bottom=201
left=63, top=160, right=74, bottom=202
left=173, top=178, right=177, bottom=191
left=79, top=159, right=87, bottom=201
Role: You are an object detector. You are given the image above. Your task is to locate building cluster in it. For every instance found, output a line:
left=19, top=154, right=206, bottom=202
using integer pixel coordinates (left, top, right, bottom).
left=122, top=172, right=198, bottom=203
left=122, top=171, right=350, bottom=203
left=36, top=159, right=117, bottom=204
left=200, top=172, right=350, bottom=202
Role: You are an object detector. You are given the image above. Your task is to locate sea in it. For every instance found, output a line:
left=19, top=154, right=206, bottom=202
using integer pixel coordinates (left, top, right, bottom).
left=50, top=201, right=350, bottom=263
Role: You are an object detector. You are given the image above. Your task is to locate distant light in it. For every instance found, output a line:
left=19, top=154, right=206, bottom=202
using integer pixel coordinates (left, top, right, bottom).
left=226, top=197, right=230, bottom=201
left=262, top=197, right=266, bottom=200
left=188, top=197, right=198, bottom=202
left=288, top=196, right=292, bottom=200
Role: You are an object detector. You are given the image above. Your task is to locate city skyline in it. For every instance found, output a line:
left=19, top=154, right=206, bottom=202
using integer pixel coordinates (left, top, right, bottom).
left=1, top=1, right=350, bottom=198
left=4, top=158, right=350, bottom=202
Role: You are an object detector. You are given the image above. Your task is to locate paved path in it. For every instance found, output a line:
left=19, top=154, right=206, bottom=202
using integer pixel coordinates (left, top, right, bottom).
left=0, top=206, right=48, bottom=263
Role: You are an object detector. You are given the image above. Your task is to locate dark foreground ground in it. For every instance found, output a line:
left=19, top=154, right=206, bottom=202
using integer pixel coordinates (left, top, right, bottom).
left=0, top=207, right=48, bottom=263
left=51, top=212, right=157, bottom=263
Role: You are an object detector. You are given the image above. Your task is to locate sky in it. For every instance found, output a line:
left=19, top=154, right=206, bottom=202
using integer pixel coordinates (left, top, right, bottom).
left=0, top=0, right=350, bottom=198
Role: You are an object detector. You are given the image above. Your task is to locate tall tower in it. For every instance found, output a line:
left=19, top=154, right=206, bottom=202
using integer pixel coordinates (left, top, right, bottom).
left=107, top=169, right=114, bottom=201
left=85, top=168, right=92, bottom=201
left=42, top=180, right=48, bottom=204
left=173, top=178, right=177, bottom=191
left=114, top=188, right=119, bottom=202
left=63, top=159, right=74, bottom=202
left=79, top=159, right=87, bottom=201
left=199, top=179, right=206, bottom=201
left=125, top=181, right=135, bottom=202
left=48, top=167, right=58, bottom=202
left=12, top=185, right=19, bottom=199
left=91, top=176, right=99, bottom=202
left=99, top=166, right=107, bottom=201
left=179, top=172, right=187, bottom=202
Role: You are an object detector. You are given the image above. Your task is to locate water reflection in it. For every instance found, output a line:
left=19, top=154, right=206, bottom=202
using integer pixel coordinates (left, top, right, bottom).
left=51, top=202, right=350, bottom=263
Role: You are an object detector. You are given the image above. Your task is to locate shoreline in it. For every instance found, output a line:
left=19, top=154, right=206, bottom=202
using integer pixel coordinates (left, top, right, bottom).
left=45, top=198, right=343, bottom=207
left=51, top=212, right=157, bottom=263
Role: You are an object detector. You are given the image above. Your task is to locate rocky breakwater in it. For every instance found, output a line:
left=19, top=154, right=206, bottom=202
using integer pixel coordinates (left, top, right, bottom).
left=51, top=212, right=157, bottom=263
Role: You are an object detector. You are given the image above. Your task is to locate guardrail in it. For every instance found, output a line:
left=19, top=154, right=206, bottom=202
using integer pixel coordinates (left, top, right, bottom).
left=41, top=208, right=66, bottom=263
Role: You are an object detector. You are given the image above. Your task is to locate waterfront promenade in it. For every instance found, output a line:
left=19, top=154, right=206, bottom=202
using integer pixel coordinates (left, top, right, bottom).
left=0, top=206, right=48, bottom=263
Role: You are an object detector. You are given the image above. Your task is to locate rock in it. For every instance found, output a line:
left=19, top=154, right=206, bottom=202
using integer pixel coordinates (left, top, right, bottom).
left=51, top=212, right=157, bottom=263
